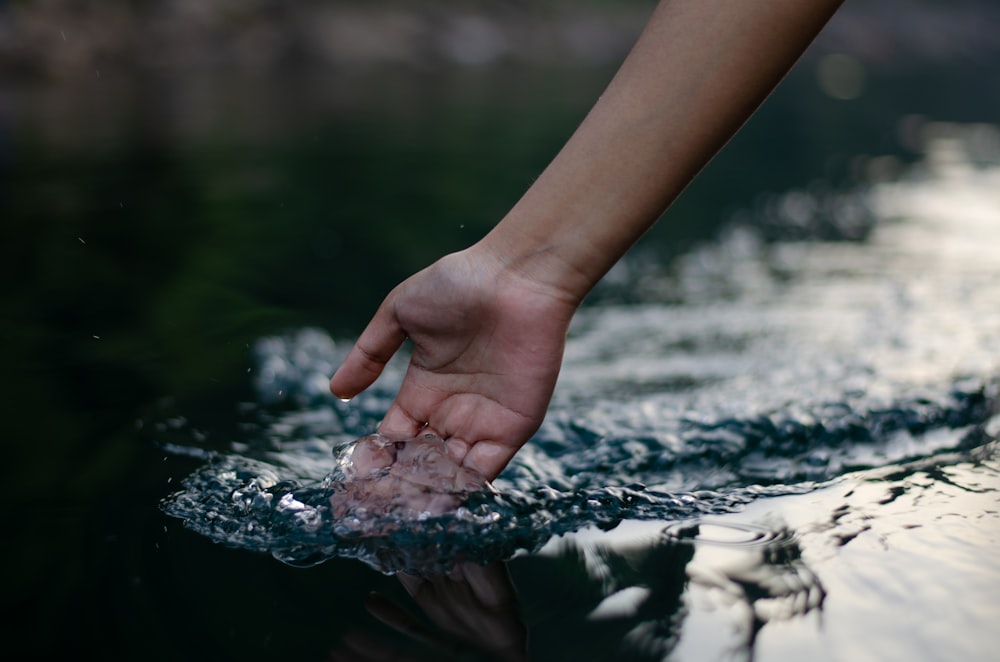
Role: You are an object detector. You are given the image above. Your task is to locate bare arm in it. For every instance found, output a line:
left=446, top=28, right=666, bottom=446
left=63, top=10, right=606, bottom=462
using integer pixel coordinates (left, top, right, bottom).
left=330, top=0, right=844, bottom=480
left=485, top=0, right=846, bottom=302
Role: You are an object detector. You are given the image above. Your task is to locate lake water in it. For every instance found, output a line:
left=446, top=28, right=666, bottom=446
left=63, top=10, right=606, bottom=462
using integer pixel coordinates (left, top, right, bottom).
left=3, top=3, right=999, bottom=660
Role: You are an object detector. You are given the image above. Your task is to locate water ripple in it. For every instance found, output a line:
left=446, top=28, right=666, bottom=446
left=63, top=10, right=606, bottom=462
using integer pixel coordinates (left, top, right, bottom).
left=162, top=137, right=1000, bottom=575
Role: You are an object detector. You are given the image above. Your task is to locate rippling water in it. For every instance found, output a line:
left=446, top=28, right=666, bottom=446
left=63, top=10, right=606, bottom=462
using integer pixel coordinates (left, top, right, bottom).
left=162, top=126, right=999, bottom=659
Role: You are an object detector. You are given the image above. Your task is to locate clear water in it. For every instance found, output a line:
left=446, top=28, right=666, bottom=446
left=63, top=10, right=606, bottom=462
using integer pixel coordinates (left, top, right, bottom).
left=162, top=130, right=1000, bottom=659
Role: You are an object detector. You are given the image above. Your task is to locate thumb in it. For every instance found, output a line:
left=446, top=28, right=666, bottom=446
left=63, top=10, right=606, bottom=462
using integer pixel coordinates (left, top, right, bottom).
left=329, top=301, right=407, bottom=400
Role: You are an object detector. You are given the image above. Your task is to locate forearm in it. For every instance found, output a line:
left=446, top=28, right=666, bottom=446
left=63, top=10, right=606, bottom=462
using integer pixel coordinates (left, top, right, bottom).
left=479, top=0, right=844, bottom=302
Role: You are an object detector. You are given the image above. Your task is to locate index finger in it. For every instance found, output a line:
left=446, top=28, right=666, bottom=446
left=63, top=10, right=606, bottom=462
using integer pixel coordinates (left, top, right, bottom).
left=329, top=298, right=407, bottom=400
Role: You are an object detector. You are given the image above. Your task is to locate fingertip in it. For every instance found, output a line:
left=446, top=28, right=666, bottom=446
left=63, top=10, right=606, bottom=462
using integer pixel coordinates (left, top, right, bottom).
left=444, top=437, right=472, bottom=465
left=328, top=349, right=382, bottom=401
left=462, top=442, right=516, bottom=482
left=328, top=315, right=407, bottom=402
left=377, top=405, right=424, bottom=440
left=328, top=373, right=356, bottom=402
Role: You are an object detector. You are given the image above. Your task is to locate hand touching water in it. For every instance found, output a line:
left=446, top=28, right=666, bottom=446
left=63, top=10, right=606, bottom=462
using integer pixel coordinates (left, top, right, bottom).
left=330, top=0, right=845, bottom=481
left=329, top=247, right=578, bottom=481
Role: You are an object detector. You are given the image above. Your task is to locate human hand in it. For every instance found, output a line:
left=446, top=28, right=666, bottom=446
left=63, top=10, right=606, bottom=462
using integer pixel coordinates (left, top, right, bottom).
left=329, top=245, right=578, bottom=480
left=329, top=432, right=493, bottom=523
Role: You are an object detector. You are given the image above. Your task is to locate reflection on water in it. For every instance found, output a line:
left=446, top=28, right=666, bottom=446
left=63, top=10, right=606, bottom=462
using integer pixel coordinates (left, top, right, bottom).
left=316, top=442, right=997, bottom=661
left=160, top=124, right=1000, bottom=658
left=331, top=561, right=527, bottom=662
left=527, top=516, right=822, bottom=662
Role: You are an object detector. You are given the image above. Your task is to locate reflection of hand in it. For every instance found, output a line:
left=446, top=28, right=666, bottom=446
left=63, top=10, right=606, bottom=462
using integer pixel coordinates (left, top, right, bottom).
left=330, top=248, right=577, bottom=481
left=330, top=561, right=527, bottom=662
left=329, top=432, right=493, bottom=521
left=395, top=562, right=526, bottom=661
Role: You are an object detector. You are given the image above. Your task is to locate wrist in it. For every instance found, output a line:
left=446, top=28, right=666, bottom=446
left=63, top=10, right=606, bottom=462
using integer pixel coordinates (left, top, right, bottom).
left=473, top=219, right=600, bottom=309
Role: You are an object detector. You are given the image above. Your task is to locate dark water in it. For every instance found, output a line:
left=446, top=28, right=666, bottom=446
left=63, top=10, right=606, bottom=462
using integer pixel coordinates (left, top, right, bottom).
left=4, top=2, right=1000, bottom=661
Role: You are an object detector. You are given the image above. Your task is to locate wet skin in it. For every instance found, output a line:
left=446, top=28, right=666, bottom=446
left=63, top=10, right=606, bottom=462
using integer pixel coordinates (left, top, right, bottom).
left=330, top=432, right=494, bottom=523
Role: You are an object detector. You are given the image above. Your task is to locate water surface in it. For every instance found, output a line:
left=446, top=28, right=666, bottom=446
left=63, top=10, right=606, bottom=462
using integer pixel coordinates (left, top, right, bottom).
left=163, top=129, right=1000, bottom=660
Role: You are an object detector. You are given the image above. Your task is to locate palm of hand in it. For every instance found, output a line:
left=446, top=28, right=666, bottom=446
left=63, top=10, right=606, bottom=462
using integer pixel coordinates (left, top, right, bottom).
left=331, top=250, right=576, bottom=480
